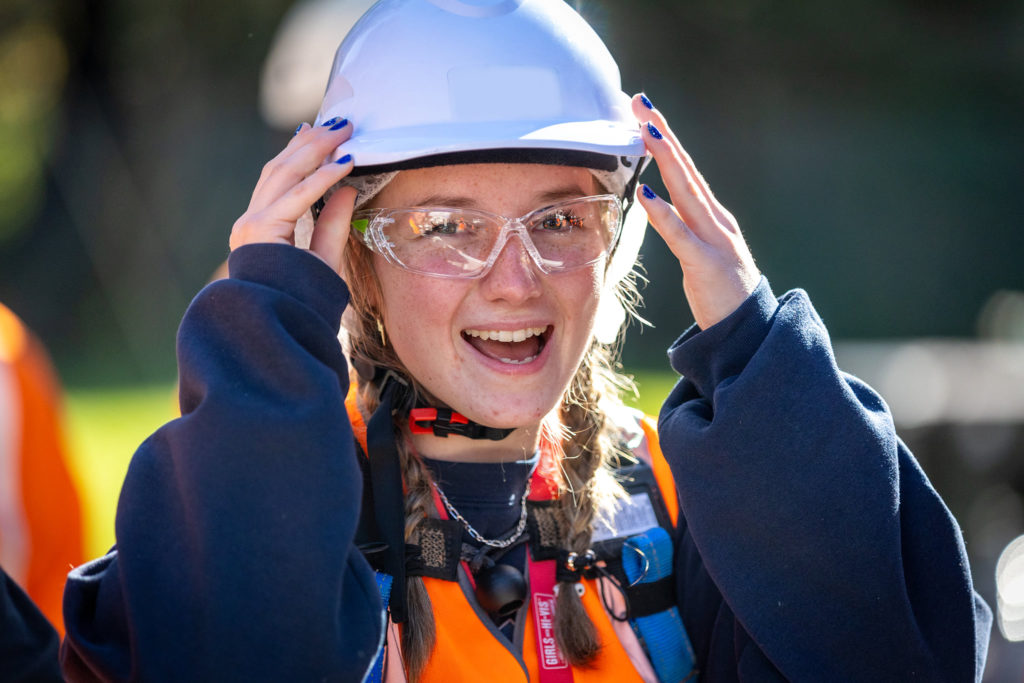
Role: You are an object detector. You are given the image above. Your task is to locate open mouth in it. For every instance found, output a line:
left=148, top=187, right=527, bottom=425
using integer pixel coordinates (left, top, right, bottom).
left=462, top=325, right=551, bottom=365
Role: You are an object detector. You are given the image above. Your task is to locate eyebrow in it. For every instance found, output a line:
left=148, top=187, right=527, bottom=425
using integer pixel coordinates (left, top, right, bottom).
left=409, top=184, right=591, bottom=211
left=534, top=184, right=593, bottom=204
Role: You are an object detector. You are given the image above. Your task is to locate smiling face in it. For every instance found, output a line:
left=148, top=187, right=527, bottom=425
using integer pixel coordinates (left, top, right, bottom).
left=368, top=163, right=605, bottom=445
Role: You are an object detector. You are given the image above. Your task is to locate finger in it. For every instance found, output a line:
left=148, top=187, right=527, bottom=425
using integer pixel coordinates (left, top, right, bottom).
left=631, top=94, right=706, bottom=192
left=287, top=121, right=311, bottom=147
left=668, top=143, right=737, bottom=236
left=249, top=121, right=312, bottom=197
left=309, top=185, right=357, bottom=274
left=249, top=119, right=353, bottom=213
left=639, top=120, right=721, bottom=243
left=263, top=153, right=355, bottom=224
left=637, top=182, right=760, bottom=330
left=251, top=118, right=351, bottom=209
left=631, top=94, right=685, bottom=153
left=631, top=94, right=736, bottom=233
left=635, top=183, right=704, bottom=266
left=631, top=93, right=658, bottom=126
left=276, top=118, right=345, bottom=167
left=230, top=155, right=354, bottom=252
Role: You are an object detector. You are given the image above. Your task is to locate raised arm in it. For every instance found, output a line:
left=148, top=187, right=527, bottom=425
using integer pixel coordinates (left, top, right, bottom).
left=62, top=122, right=383, bottom=681
left=662, top=282, right=990, bottom=681
left=632, top=93, right=991, bottom=680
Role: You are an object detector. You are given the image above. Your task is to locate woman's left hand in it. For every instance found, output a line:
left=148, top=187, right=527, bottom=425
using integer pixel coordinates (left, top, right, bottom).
left=632, top=94, right=761, bottom=330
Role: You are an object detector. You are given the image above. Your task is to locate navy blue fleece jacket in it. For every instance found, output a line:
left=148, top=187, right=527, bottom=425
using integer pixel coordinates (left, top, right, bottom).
left=61, top=244, right=990, bottom=681
left=1, top=566, right=61, bottom=682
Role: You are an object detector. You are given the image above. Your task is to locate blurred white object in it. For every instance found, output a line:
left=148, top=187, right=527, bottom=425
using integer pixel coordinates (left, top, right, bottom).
left=996, top=534, right=1024, bottom=641
left=260, top=0, right=379, bottom=130
left=835, top=341, right=1024, bottom=426
left=978, top=290, right=1024, bottom=341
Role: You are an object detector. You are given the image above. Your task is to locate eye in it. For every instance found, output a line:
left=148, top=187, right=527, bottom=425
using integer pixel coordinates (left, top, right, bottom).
left=420, top=216, right=469, bottom=235
left=540, top=211, right=583, bottom=231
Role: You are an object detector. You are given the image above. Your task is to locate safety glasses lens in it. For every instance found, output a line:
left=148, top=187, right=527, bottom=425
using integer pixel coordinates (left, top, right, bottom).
left=358, top=196, right=621, bottom=278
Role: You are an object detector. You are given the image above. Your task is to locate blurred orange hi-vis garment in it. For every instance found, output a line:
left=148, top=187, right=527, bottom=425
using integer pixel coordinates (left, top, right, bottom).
left=0, top=302, right=84, bottom=636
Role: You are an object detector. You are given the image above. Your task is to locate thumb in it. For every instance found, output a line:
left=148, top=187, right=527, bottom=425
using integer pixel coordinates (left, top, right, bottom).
left=310, top=185, right=358, bottom=275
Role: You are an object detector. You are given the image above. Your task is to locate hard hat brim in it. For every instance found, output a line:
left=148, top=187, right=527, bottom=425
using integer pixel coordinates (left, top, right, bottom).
left=328, top=119, right=647, bottom=172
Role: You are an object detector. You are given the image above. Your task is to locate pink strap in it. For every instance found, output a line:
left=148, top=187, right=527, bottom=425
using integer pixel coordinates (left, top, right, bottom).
left=528, top=555, right=574, bottom=682
left=528, top=441, right=575, bottom=682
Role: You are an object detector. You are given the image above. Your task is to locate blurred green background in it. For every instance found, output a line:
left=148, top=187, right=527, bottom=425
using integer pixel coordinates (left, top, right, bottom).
left=1, top=0, right=1023, bottom=677
left=1, top=0, right=1021, bottom=382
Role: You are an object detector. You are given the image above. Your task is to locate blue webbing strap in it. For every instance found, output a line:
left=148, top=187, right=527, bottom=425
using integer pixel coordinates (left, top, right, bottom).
left=622, top=527, right=698, bottom=683
left=365, top=572, right=394, bottom=683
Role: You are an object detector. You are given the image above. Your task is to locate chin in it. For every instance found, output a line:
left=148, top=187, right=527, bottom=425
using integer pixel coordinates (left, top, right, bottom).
left=455, top=394, right=561, bottom=431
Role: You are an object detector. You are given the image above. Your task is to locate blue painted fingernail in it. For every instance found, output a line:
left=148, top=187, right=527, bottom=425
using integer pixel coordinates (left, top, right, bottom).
left=640, top=93, right=654, bottom=110
left=293, top=123, right=305, bottom=136
left=320, top=116, right=341, bottom=127
left=329, top=118, right=349, bottom=131
left=641, top=184, right=657, bottom=200
left=336, top=154, right=352, bottom=165
left=647, top=122, right=663, bottom=140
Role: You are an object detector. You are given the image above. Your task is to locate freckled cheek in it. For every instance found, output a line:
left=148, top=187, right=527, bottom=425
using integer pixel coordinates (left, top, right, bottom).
left=380, top=278, right=461, bottom=381
left=575, top=263, right=604, bottom=295
left=560, top=267, right=603, bottom=328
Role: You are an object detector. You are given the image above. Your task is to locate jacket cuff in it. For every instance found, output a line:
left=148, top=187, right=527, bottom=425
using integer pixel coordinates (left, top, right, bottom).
left=667, top=276, right=778, bottom=398
left=227, top=244, right=350, bottom=329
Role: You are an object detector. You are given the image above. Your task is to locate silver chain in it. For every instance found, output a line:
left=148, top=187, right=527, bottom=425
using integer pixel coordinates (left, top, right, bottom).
left=433, top=476, right=532, bottom=549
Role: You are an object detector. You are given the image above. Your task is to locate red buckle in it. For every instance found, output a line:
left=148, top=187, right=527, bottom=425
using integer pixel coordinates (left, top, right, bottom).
left=408, top=407, right=511, bottom=440
left=409, top=408, right=471, bottom=435
left=410, top=408, right=437, bottom=434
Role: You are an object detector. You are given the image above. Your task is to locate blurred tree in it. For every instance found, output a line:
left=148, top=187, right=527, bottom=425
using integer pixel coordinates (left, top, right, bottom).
left=0, top=0, right=1020, bottom=380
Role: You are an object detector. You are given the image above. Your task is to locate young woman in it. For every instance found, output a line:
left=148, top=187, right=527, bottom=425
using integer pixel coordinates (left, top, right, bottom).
left=62, top=1, right=991, bottom=681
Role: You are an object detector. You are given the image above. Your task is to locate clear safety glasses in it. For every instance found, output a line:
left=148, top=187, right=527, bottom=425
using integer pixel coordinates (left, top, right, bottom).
left=351, top=194, right=623, bottom=279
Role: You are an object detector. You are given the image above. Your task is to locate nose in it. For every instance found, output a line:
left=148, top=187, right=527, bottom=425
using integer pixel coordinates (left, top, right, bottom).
left=478, top=232, right=543, bottom=304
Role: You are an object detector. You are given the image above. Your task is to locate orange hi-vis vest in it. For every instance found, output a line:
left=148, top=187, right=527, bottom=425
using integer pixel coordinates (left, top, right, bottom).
left=346, top=387, right=680, bottom=682
left=0, top=303, right=84, bottom=635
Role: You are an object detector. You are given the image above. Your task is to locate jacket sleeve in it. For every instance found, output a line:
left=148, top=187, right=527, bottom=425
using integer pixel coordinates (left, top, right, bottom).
left=61, top=244, right=383, bottom=682
left=661, top=278, right=992, bottom=682
left=1, top=566, right=62, bottom=682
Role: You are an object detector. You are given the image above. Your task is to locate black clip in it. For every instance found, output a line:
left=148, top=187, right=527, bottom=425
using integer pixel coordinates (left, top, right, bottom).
left=408, top=407, right=513, bottom=440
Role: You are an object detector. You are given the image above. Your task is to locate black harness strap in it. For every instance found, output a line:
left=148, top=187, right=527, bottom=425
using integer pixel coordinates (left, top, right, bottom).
left=366, top=376, right=409, bottom=623
left=621, top=574, right=677, bottom=619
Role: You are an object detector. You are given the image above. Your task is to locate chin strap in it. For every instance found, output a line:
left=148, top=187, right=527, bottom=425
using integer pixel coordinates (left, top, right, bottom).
left=409, top=407, right=515, bottom=440
left=352, top=355, right=516, bottom=442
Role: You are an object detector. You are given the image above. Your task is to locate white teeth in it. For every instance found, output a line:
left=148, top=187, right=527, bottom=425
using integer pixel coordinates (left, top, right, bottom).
left=464, top=326, right=547, bottom=342
left=499, top=355, right=539, bottom=365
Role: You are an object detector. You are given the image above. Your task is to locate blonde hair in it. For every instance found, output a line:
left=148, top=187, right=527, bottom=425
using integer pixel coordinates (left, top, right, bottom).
left=342, top=194, right=642, bottom=681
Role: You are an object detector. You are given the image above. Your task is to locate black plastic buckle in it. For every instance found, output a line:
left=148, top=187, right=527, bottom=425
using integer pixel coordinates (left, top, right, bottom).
left=408, top=407, right=513, bottom=440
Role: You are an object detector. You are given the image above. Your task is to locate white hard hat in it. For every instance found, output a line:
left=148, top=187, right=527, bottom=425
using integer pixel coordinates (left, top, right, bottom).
left=317, top=0, right=650, bottom=343
left=316, top=0, right=647, bottom=179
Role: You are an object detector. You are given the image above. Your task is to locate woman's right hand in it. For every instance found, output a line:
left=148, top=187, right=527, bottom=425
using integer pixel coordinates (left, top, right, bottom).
left=229, top=118, right=358, bottom=275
